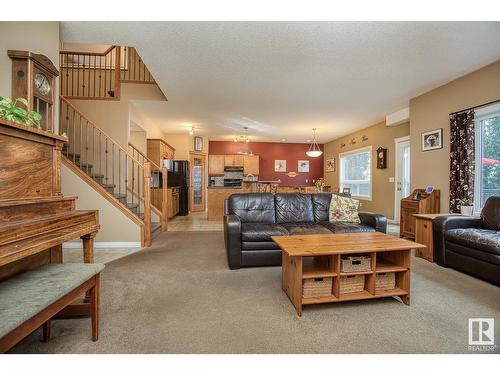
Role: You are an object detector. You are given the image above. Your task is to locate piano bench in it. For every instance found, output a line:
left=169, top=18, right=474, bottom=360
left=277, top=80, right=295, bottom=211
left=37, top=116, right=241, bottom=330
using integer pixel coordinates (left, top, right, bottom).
left=0, top=263, right=104, bottom=353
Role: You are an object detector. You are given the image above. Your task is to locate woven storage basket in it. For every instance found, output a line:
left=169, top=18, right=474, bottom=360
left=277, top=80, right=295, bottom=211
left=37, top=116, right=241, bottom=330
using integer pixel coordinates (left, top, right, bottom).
left=302, top=277, right=333, bottom=298
left=341, top=256, right=371, bottom=273
left=339, top=275, right=365, bottom=294
left=375, top=272, right=396, bottom=291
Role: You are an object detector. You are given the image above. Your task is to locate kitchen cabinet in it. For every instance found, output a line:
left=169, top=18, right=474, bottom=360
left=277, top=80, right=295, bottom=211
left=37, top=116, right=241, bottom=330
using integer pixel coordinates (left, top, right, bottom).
left=208, top=155, right=225, bottom=176
left=167, top=187, right=180, bottom=218
left=147, top=139, right=175, bottom=167
left=224, top=154, right=244, bottom=167
left=243, top=155, right=259, bottom=176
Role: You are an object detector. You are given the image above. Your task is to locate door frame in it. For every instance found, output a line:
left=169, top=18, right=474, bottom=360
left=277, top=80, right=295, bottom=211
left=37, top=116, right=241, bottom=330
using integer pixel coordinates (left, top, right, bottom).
left=189, top=151, right=207, bottom=212
left=394, top=135, right=410, bottom=223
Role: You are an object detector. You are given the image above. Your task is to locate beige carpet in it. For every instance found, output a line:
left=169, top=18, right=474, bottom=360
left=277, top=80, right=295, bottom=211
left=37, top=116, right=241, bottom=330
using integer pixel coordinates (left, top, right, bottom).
left=9, top=231, right=500, bottom=354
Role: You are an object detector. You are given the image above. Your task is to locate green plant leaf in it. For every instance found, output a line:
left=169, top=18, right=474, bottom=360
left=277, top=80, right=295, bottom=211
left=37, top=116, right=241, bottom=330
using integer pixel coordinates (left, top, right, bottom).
left=15, top=98, right=29, bottom=107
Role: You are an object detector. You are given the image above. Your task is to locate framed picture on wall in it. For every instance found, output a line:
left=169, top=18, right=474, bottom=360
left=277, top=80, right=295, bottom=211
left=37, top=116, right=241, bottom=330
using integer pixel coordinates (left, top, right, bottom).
left=274, top=160, right=286, bottom=172
left=421, top=128, right=443, bottom=151
left=194, top=136, right=203, bottom=151
left=298, top=160, right=309, bottom=173
left=326, top=158, right=336, bottom=172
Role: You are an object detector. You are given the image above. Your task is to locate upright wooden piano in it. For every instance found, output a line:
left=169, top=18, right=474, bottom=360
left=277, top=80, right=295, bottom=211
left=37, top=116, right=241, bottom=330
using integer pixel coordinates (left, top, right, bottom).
left=0, top=118, right=100, bottom=286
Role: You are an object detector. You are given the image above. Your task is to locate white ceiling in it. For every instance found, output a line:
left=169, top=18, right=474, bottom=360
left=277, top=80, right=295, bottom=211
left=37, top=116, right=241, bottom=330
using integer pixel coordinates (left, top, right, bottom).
left=60, top=22, right=500, bottom=143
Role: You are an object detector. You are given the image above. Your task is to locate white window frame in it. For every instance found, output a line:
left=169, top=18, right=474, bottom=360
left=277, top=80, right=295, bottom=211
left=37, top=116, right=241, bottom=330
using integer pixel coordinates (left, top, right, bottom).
left=339, top=145, right=372, bottom=200
left=473, top=103, right=500, bottom=214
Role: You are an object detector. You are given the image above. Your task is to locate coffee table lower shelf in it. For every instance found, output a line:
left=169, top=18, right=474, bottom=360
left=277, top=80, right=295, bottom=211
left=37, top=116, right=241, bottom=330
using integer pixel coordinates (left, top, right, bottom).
left=280, top=248, right=413, bottom=316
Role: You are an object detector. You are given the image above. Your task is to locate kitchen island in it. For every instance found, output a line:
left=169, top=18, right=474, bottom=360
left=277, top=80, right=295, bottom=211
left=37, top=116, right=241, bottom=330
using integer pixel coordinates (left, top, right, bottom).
left=207, top=187, right=243, bottom=221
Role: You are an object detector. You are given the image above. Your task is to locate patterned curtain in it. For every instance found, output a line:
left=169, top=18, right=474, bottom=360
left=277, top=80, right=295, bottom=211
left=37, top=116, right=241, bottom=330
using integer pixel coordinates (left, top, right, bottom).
left=449, top=110, right=475, bottom=213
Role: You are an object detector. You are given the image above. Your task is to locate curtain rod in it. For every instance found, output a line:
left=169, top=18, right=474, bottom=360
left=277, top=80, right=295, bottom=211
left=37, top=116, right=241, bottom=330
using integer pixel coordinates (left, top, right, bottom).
left=449, top=98, right=500, bottom=116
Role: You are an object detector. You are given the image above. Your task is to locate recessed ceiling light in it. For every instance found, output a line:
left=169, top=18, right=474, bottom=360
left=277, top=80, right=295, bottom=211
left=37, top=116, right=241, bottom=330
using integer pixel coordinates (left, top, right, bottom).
left=306, top=139, right=311, bottom=143
left=281, top=138, right=286, bottom=142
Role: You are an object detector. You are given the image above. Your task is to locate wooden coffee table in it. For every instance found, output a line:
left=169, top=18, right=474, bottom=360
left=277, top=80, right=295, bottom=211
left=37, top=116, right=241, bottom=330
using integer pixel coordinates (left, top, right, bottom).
left=272, top=232, right=425, bottom=316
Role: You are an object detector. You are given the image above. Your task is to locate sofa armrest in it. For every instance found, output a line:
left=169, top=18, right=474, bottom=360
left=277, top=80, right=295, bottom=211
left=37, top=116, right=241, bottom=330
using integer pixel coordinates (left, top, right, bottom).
left=224, top=214, right=242, bottom=269
left=358, top=211, right=387, bottom=233
left=433, top=215, right=483, bottom=266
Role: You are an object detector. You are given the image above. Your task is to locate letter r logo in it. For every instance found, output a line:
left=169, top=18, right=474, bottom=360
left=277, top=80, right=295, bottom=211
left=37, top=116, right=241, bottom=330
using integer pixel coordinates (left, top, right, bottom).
left=469, top=318, right=494, bottom=345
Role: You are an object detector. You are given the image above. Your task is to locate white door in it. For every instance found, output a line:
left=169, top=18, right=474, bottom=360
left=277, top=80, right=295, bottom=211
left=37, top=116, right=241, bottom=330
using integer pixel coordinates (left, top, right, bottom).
left=394, top=136, right=410, bottom=222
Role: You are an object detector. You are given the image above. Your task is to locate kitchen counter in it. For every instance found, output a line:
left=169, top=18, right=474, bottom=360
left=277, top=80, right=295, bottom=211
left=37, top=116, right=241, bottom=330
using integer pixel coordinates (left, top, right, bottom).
left=207, top=187, right=244, bottom=220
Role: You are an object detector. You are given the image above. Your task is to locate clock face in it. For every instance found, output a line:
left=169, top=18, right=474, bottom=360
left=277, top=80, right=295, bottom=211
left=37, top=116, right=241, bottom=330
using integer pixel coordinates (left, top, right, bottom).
left=34, top=73, right=51, bottom=96
left=378, top=151, right=384, bottom=158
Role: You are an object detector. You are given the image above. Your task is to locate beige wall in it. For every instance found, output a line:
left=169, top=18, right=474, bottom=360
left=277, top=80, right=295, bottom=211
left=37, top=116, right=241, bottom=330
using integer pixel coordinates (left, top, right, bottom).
left=323, top=121, right=410, bottom=219
left=61, top=164, right=141, bottom=244
left=410, top=59, right=500, bottom=212
left=164, top=133, right=209, bottom=160
left=0, top=22, right=60, bottom=130
left=70, top=83, right=166, bottom=148
left=130, top=129, right=147, bottom=154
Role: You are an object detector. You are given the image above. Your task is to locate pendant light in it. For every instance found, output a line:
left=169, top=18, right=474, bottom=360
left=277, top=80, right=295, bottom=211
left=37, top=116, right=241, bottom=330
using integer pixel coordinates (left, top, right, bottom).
left=236, top=127, right=253, bottom=155
left=306, top=128, right=323, bottom=157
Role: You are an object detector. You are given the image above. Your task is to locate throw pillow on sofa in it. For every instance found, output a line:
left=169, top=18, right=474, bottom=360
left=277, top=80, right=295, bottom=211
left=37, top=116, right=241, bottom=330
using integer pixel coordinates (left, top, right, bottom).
left=329, top=194, right=361, bottom=223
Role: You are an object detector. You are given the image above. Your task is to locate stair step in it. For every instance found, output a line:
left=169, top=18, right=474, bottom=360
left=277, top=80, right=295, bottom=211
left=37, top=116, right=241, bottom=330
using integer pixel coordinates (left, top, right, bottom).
left=113, top=194, right=127, bottom=201
left=66, top=153, right=81, bottom=161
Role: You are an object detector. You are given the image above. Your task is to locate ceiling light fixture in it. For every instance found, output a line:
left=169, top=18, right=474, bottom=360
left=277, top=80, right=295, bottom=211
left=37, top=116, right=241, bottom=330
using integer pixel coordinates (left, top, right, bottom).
left=236, top=127, right=253, bottom=155
left=306, top=128, right=323, bottom=158
left=189, top=126, right=194, bottom=135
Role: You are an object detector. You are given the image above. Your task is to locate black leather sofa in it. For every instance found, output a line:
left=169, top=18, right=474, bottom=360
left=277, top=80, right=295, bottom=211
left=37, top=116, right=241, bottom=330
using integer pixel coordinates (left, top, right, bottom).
left=224, top=193, right=387, bottom=269
left=433, top=196, right=500, bottom=285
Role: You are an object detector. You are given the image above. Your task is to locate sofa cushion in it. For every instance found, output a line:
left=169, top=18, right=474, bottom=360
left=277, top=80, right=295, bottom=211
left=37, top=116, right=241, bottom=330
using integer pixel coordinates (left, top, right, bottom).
left=227, top=193, right=276, bottom=223
left=311, top=193, right=333, bottom=222
left=329, top=194, right=361, bottom=223
left=241, top=223, right=289, bottom=242
left=275, top=193, right=314, bottom=223
left=282, top=223, right=332, bottom=236
left=321, top=221, right=375, bottom=233
left=481, top=196, right=500, bottom=230
left=445, top=241, right=500, bottom=266
left=242, top=241, right=282, bottom=250
left=445, top=228, right=500, bottom=255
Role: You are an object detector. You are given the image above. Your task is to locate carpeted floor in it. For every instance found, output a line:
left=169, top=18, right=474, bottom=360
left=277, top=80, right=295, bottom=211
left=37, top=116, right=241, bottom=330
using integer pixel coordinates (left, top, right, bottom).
left=9, top=231, right=500, bottom=354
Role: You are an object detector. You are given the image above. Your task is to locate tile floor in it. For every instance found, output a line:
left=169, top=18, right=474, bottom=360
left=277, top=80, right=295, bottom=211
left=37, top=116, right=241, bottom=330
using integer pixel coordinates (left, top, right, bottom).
left=168, top=211, right=223, bottom=231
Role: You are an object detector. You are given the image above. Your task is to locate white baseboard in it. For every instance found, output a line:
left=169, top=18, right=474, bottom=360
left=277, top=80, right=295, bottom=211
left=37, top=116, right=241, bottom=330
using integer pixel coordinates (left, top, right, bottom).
left=387, top=219, right=399, bottom=225
left=63, top=242, right=141, bottom=249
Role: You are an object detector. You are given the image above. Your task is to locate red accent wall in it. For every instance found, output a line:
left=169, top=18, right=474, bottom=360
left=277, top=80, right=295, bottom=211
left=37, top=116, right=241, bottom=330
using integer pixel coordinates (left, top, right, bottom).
left=209, top=141, right=324, bottom=186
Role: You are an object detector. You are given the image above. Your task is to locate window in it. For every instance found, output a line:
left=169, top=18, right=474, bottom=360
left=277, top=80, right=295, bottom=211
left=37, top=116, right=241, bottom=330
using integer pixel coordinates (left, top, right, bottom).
left=339, top=146, right=372, bottom=200
left=474, top=104, right=500, bottom=213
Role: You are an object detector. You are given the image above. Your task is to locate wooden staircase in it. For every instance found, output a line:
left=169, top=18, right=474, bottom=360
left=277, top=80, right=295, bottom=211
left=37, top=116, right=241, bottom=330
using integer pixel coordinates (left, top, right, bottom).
left=59, top=97, right=166, bottom=247
left=59, top=46, right=158, bottom=100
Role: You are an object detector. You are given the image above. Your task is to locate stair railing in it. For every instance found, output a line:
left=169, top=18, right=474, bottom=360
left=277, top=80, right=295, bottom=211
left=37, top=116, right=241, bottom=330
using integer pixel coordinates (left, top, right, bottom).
left=60, top=46, right=121, bottom=99
left=59, top=97, right=152, bottom=246
left=121, top=47, right=156, bottom=84
left=128, top=143, right=168, bottom=231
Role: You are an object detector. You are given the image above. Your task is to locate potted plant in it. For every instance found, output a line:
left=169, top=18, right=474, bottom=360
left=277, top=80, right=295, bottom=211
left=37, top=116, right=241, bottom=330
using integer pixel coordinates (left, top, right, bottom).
left=457, top=197, right=474, bottom=216
left=0, top=97, right=42, bottom=129
left=315, top=177, right=326, bottom=192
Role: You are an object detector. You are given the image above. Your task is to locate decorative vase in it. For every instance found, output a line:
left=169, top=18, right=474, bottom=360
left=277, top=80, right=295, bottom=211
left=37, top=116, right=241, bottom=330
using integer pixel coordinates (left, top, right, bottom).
left=316, top=186, right=323, bottom=193
left=460, top=205, right=474, bottom=216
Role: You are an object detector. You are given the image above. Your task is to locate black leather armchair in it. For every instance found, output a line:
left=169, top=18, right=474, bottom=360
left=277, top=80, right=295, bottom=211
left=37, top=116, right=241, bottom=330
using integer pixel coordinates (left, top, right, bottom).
left=224, top=192, right=387, bottom=269
left=433, top=196, right=500, bottom=285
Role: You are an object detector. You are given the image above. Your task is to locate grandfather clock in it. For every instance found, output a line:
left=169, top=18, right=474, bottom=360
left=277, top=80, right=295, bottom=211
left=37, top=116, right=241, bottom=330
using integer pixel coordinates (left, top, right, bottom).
left=8, top=50, right=59, bottom=132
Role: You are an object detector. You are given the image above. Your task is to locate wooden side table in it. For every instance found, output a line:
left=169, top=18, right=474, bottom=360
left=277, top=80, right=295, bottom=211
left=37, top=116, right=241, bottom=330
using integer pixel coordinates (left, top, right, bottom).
left=413, top=213, right=460, bottom=262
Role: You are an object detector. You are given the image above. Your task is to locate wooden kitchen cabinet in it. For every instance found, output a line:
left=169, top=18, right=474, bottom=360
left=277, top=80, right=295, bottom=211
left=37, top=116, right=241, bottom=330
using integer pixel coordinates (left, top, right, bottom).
left=224, top=154, right=244, bottom=167
left=208, top=155, right=225, bottom=176
left=167, top=187, right=180, bottom=218
left=147, top=139, right=175, bottom=167
left=243, top=155, right=259, bottom=176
